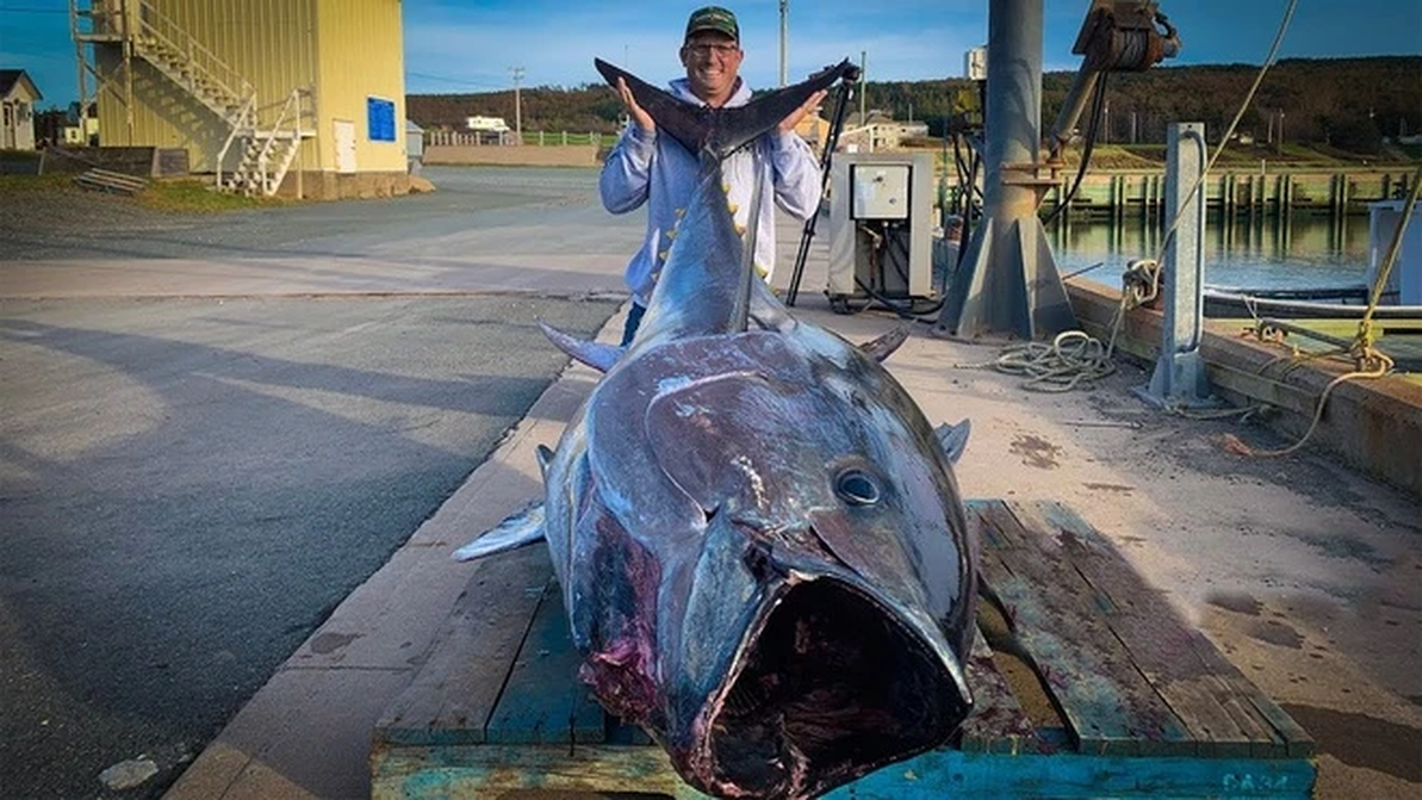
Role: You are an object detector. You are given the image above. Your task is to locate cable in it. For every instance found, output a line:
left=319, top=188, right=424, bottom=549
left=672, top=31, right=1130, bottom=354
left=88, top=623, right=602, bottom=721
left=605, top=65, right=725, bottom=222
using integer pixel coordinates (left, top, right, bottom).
left=1148, top=0, right=1298, bottom=272
left=1043, top=71, right=1108, bottom=226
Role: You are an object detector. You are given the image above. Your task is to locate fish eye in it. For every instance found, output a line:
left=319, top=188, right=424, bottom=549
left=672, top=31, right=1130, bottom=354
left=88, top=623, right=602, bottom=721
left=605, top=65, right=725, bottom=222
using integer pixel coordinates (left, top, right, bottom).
left=834, top=469, right=881, bottom=506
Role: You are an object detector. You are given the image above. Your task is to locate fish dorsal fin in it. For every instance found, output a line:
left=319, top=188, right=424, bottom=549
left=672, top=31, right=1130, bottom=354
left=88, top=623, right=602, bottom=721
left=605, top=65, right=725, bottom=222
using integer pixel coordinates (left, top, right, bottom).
left=452, top=499, right=546, bottom=561
left=934, top=420, right=972, bottom=465
left=538, top=320, right=622, bottom=372
left=859, top=328, right=910, bottom=362
left=594, top=58, right=857, bottom=160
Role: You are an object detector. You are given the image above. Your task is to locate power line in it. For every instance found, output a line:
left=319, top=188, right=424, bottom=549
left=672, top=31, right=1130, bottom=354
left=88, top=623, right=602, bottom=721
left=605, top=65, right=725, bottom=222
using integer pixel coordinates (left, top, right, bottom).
left=405, top=71, right=504, bottom=89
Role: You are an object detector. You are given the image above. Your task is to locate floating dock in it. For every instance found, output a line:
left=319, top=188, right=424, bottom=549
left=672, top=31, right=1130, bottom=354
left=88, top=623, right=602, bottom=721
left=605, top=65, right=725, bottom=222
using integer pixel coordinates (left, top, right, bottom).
left=370, top=499, right=1316, bottom=799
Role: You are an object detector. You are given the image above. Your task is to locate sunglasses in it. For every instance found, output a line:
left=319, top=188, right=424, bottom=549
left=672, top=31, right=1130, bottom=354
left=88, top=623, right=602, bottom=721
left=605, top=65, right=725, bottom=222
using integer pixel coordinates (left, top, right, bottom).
left=684, top=42, right=740, bottom=58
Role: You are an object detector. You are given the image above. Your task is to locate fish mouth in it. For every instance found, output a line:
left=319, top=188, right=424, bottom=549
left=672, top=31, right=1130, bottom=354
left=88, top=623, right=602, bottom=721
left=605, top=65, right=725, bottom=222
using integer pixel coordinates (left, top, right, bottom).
left=688, top=576, right=972, bottom=798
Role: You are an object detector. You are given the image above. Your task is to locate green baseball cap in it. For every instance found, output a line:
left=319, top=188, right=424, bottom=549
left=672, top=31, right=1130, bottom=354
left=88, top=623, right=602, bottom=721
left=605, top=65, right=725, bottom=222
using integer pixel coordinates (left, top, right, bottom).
left=685, top=6, right=739, bottom=42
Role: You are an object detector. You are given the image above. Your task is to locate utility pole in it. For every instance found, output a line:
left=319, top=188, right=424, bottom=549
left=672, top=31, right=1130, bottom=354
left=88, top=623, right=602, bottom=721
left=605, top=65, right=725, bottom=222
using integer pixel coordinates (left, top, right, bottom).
left=859, top=50, right=867, bottom=126
left=779, top=0, right=788, bottom=87
left=932, top=0, right=1075, bottom=340
left=509, top=66, right=525, bottom=145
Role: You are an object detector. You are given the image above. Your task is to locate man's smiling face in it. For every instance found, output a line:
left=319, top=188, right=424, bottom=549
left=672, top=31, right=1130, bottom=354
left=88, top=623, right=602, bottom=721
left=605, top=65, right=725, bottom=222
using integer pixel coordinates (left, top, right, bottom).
left=680, top=32, right=743, bottom=108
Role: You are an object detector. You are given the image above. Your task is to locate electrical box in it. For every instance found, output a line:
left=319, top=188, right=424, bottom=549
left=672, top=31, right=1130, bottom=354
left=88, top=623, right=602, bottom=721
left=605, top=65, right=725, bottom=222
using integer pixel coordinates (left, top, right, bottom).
left=1368, top=200, right=1422, bottom=305
left=851, top=164, right=911, bottom=220
left=827, top=152, right=935, bottom=303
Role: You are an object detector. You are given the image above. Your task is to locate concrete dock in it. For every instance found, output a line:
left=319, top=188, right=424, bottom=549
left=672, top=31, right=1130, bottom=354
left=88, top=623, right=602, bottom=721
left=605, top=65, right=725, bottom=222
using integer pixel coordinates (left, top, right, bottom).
left=2, top=166, right=1417, bottom=799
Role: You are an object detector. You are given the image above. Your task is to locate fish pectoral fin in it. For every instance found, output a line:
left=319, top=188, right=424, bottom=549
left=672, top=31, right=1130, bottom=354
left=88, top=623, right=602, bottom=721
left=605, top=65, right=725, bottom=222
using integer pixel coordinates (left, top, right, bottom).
left=538, top=320, right=623, bottom=372
left=934, top=420, right=972, bottom=465
left=858, top=327, right=910, bottom=362
left=452, top=499, right=546, bottom=561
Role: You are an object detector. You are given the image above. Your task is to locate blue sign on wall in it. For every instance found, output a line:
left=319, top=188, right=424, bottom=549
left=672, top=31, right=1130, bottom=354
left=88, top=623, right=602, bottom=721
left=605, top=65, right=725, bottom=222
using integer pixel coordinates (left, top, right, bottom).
left=367, top=97, right=396, bottom=142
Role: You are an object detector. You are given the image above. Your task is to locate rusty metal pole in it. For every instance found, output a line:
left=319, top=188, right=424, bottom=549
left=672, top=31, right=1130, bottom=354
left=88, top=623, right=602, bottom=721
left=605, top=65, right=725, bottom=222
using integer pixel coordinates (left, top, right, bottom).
left=933, top=0, right=1076, bottom=340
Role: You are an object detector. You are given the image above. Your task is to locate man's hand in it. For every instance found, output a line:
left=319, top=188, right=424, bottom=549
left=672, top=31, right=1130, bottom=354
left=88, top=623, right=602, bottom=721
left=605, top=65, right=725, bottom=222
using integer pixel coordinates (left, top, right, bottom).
left=778, top=89, right=828, bottom=136
left=617, top=78, right=655, bottom=134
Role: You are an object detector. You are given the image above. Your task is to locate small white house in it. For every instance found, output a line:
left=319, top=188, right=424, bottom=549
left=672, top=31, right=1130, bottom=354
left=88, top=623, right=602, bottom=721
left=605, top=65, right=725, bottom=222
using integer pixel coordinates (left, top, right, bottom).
left=1, top=69, right=42, bottom=150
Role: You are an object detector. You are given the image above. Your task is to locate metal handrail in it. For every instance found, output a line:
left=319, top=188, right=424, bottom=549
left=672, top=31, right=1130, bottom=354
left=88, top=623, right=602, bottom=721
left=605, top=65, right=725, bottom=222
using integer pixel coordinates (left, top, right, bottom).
left=135, top=0, right=254, bottom=106
left=254, top=89, right=305, bottom=193
left=215, top=95, right=255, bottom=190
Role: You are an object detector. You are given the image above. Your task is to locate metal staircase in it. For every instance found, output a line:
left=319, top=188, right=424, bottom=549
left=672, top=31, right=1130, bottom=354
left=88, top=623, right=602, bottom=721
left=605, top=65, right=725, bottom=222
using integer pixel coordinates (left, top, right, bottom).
left=71, top=0, right=312, bottom=196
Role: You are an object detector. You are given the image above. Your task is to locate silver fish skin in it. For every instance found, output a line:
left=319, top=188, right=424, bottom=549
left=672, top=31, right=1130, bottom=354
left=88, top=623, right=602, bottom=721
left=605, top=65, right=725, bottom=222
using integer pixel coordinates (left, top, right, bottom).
left=457, top=60, right=979, bottom=799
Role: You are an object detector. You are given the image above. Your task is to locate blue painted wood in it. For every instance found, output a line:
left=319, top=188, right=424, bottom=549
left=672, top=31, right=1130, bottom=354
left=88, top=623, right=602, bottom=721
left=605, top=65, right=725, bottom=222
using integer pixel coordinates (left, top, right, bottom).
left=826, top=750, right=1317, bottom=799
left=374, top=545, right=554, bottom=747
left=373, top=498, right=1320, bottom=799
left=373, top=745, right=1316, bottom=800
left=484, top=578, right=606, bottom=745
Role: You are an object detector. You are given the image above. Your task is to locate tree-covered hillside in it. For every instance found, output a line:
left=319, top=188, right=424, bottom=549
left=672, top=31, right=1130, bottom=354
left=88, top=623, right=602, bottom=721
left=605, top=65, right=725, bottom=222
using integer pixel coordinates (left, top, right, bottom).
left=408, top=56, right=1420, bottom=154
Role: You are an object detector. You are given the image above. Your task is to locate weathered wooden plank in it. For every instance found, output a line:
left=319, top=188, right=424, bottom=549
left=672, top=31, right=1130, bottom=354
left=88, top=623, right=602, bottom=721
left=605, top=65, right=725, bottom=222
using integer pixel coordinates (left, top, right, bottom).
left=1014, top=501, right=1281, bottom=758
left=1022, top=500, right=1311, bottom=758
left=966, top=498, right=1029, bottom=549
left=956, top=626, right=1046, bottom=754
left=485, top=577, right=605, bottom=745
left=371, top=744, right=1316, bottom=800
left=373, top=545, right=554, bottom=747
left=371, top=743, right=709, bottom=799
left=373, top=497, right=1317, bottom=799
left=975, top=502, right=1195, bottom=756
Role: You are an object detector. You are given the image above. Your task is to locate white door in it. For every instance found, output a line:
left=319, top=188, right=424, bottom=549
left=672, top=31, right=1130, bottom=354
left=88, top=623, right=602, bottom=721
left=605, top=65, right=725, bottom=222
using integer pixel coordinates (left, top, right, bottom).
left=334, top=120, right=356, bottom=174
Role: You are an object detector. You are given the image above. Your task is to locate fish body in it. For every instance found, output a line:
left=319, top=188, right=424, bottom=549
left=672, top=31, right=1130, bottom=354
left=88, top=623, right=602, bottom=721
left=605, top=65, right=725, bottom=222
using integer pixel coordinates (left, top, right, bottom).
left=457, top=60, right=978, bottom=798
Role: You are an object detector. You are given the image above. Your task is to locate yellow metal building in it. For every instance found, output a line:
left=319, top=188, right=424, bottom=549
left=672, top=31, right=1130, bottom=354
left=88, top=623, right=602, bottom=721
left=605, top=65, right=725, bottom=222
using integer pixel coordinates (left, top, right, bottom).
left=75, top=0, right=409, bottom=198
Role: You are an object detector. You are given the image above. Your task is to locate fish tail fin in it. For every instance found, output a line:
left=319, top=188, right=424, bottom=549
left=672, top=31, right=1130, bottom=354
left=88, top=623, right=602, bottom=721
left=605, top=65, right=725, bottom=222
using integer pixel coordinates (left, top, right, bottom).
left=594, top=58, right=857, bottom=160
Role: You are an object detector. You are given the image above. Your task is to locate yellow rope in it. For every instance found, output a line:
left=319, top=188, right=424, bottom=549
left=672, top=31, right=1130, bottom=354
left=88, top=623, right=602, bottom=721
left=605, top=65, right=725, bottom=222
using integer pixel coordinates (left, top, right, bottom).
left=1224, top=164, right=1416, bottom=457
left=1356, top=163, right=1422, bottom=351
left=1221, top=356, right=1393, bottom=458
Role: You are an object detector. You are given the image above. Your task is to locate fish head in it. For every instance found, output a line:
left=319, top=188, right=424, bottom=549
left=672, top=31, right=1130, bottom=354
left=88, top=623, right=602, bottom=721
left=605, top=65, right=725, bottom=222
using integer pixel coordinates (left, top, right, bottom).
left=641, top=333, right=976, bottom=798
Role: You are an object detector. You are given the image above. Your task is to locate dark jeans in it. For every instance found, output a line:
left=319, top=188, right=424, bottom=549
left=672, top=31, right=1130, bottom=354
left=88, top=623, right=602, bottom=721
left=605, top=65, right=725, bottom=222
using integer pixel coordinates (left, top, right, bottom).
left=620, top=302, right=646, bottom=346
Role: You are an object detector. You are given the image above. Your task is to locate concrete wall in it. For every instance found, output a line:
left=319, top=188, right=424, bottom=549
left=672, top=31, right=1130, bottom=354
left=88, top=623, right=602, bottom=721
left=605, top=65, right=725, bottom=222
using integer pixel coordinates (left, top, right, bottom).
left=1068, top=280, right=1422, bottom=498
left=276, top=169, right=420, bottom=200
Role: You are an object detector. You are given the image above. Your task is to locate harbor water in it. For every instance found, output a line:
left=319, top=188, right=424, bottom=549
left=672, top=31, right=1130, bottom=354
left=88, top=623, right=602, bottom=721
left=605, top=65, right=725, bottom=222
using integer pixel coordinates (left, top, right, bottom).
left=1051, top=212, right=1372, bottom=293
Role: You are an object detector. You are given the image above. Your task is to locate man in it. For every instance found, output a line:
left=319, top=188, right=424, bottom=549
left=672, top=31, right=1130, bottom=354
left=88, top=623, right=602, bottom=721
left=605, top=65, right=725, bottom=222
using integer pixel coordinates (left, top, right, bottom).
left=600, top=5, right=826, bottom=346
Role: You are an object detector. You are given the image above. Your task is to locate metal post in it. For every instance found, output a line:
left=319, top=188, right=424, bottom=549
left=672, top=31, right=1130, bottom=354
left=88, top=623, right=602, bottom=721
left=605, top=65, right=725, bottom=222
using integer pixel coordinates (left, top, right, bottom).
left=858, top=51, right=866, bottom=127
left=779, top=0, right=788, bottom=88
left=932, top=0, right=1075, bottom=340
left=1137, top=122, right=1217, bottom=409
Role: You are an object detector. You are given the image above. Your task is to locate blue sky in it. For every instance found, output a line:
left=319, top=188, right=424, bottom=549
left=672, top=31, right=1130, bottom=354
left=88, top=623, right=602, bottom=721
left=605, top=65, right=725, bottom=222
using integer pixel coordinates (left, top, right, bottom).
left=2, top=0, right=1419, bottom=108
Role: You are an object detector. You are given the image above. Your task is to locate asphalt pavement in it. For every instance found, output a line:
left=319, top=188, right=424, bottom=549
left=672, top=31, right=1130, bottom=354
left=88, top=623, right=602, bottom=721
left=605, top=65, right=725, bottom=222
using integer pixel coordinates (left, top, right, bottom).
left=0, top=167, right=635, bottom=799
left=2, top=166, right=1417, bottom=800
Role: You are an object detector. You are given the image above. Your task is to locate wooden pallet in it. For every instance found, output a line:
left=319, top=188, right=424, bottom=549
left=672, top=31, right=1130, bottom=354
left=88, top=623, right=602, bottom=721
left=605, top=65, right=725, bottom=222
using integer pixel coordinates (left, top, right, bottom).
left=73, top=167, right=149, bottom=196
left=371, top=500, right=1316, bottom=798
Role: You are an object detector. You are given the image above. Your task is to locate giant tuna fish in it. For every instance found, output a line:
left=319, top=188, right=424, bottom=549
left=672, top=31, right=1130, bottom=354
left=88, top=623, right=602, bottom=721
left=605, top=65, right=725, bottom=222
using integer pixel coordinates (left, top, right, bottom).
left=455, top=59, right=979, bottom=799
